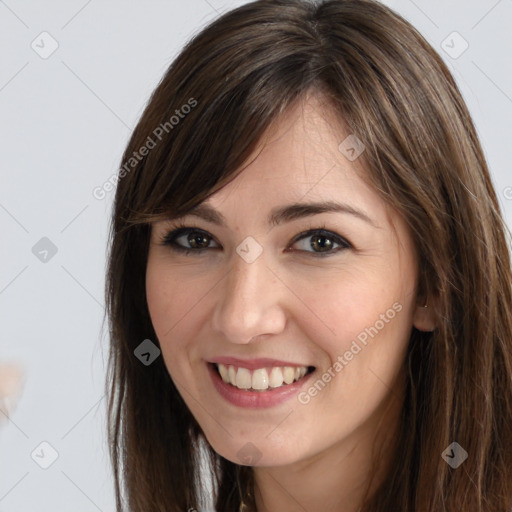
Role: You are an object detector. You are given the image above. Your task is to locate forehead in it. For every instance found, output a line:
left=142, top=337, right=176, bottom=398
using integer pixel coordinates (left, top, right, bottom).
left=207, top=94, right=381, bottom=219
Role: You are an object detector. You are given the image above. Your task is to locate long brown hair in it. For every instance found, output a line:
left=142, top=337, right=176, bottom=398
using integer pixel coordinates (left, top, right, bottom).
left=104, top=1, right=512, bottom=510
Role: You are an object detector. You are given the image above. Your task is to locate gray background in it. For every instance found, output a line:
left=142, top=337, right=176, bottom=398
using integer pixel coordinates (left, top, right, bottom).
left=0, top=0, right=510, bottom=510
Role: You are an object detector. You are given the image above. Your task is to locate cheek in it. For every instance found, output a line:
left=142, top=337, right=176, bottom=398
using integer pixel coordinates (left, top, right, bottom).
left=146, top=262, right=185, bottom=364
left=145, top=260, right=208, bottom=371
left=299, top=269, right=414, bottom=377
left=146, top=257, right=200, bottom=332
left=145, top=264, right=172, bottom=336
left=301, top=275, right=397, bottom=338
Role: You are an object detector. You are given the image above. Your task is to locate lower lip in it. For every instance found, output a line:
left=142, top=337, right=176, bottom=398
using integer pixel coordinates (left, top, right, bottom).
left=207, top=362, right=314, bottom=409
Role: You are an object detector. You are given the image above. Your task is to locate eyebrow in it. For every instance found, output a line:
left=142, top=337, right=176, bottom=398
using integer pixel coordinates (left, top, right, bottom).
left=171, top=201, right=378, bottom=228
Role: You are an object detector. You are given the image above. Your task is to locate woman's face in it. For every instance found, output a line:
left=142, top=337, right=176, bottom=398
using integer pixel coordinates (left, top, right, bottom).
left=146, top=95, right=433, bottom=467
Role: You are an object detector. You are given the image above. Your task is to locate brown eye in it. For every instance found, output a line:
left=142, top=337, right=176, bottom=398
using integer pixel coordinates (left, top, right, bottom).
left=310, top=234, right=334, bottom=252
left=160, top=227, right=219, bottom=254
left=160, top=226, right=351, bottom=258
left=184, top=231, right=210, bottom=249
left=289, top=229, right=351, bottom=257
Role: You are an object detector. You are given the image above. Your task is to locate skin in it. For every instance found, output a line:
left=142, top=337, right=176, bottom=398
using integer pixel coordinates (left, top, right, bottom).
left=146, top=92, right=436, bottom=512
left=0, top=363, right=24, bottom=430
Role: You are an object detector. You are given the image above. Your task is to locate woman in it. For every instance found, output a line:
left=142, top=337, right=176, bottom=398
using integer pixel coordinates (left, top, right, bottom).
left=104, top=0, right=512, bottom=511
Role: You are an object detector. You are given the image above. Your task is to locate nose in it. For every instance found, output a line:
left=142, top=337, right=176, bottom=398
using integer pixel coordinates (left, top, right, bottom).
left=211, top=249, right=287, bottom=344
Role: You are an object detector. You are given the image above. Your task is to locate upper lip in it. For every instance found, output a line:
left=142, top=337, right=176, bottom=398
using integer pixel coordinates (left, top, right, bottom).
left=208, top=356, right=312, bottom=370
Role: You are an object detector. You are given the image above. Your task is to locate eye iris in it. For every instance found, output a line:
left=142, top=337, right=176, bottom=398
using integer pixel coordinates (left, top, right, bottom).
left=188, top=232, right=209, bottom=248
left=311, top=234, right=333, bottom=252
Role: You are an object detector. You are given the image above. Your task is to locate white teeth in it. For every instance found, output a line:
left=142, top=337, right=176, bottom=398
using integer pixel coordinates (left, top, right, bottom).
left=268, top=367, right=284, bottom=388
left=228, top=365, right=236, bottom=385
left=235, top=367, right=252, bottom=389
left=252, top=368, right=269, bottom=390
left=215, top=363, right=310, bottom=391
left=283, top=366, right=295, bottom=385
left=218, top=364, right=229, bottom=383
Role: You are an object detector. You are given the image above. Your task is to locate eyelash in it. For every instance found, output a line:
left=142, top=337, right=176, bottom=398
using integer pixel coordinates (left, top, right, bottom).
left=157, top=222, right=352, bottom=258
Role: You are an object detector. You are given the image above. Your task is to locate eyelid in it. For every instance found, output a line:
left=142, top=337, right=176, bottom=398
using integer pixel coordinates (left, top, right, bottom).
left=158, top=224, right=220, bottom=249
left=287, top=228, right=351, bottom=252
left=157, top=222, right=353, bottom=255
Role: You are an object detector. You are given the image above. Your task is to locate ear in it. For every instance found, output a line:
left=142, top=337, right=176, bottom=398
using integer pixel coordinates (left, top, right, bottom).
left=412, top=301, right=436, bottom=332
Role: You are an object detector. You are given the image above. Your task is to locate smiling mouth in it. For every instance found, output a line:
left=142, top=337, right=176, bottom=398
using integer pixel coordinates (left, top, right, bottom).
left=212, top=362, right=315, bottom=392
